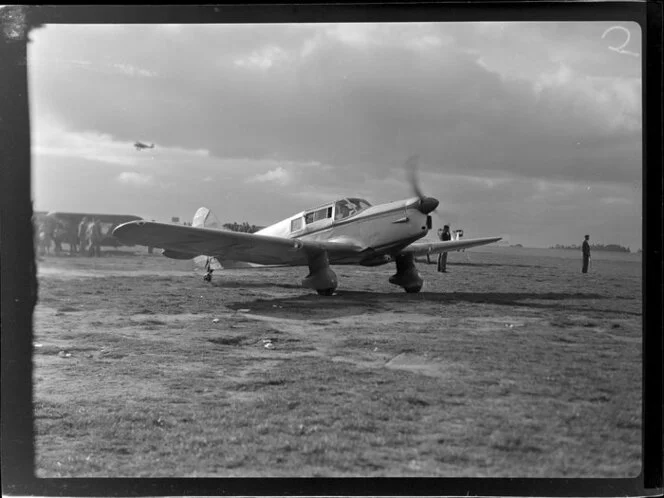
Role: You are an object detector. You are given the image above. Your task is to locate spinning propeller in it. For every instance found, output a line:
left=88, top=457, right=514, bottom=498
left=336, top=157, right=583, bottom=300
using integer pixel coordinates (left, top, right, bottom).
left=405, top=155, right=440, bottom=215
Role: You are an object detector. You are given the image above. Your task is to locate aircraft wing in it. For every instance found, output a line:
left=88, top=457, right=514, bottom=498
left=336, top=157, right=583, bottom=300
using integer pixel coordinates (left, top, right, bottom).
left=402, top=237, right=502, bottom=257
left=113, top=221, right=363, bottom=266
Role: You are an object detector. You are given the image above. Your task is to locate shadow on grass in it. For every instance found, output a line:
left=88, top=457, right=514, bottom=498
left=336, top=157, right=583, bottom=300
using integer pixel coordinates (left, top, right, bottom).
left=225, top=290, right=631, bottom=320
left=210, top=280, right=302, bottom=290
left=97, top=249, right=141, bottom=257
left=449, top=262, right=549, bottom=269
left=415, top=259, right=549, bottom=269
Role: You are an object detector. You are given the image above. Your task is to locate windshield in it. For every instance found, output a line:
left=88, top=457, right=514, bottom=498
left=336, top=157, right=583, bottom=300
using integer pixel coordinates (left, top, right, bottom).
left=334, top=198, right=371, bottom=221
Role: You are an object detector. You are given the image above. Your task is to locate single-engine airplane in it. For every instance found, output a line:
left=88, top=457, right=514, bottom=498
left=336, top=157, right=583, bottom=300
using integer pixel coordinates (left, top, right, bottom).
left=134, top=141, right=155, bottom=151
left=113, top=158, right=501, bottom=295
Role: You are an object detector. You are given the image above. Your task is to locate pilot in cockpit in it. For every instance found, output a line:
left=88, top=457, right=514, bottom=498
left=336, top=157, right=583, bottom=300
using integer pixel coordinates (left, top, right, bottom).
left=336, top=202, right=350, bottom=220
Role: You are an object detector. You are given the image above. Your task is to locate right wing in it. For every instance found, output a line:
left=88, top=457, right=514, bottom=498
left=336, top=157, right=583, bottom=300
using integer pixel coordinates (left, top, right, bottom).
left=402, top=237, right=502, bottom=257
left=113, top=221, right=363, bottom=266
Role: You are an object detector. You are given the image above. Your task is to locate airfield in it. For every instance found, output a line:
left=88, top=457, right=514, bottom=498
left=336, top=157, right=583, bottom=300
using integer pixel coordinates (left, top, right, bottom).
left=32, top=245, right=642, bottom=477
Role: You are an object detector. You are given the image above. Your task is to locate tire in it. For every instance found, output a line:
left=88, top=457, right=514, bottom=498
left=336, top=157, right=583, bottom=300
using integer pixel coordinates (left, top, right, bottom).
left=317, top=288, right=335, bottom=296
left=404, top=285, right=422, bottom=293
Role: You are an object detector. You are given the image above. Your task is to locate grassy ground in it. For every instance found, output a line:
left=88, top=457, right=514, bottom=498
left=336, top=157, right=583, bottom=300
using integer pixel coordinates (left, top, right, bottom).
left=33, top=247, right=642, bottom=477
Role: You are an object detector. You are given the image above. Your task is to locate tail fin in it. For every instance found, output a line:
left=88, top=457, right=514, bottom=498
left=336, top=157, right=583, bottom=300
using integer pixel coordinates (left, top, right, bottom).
left=193, top=207, right=223, bottom=230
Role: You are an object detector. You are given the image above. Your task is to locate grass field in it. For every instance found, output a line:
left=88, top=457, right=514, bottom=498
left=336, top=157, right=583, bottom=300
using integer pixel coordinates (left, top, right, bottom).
left=32, top=246, right=642, bottom=477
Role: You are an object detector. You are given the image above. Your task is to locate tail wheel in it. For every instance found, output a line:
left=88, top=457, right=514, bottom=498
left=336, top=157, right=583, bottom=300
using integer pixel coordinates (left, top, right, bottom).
left=405, top=285, right=422, bottom=293
left=317, top=288, right=335, bottom=296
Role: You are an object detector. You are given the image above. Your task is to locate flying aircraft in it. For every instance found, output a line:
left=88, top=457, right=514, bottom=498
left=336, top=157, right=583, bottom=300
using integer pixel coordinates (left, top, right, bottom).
left=134, top=141, right=155, bottom=151
left=113, top=158, right=501, bottom=295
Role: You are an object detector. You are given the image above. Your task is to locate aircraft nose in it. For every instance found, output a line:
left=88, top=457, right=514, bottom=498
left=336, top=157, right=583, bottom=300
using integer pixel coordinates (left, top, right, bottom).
left=418, top=196, right=439, bottom=214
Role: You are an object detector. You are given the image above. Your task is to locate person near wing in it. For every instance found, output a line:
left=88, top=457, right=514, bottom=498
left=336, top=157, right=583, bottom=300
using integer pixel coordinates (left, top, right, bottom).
left=437, top=225, right=452, bottom=272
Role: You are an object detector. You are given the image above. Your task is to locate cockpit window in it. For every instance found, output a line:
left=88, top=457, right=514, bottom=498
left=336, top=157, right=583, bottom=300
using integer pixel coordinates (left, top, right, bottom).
left=334, top=198, right=371, bottom=221
left=348, top=198, right=371, bottom=211
left=290, top=217, right=303, bottom=232
left=304, top=206, right=333, bottom=225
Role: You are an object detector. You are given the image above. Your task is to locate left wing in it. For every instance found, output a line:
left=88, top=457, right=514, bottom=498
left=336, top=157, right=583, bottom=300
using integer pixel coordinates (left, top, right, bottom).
left=113, top=221, right=363, bottom=266
left=402, top=237, right=502, bottom=257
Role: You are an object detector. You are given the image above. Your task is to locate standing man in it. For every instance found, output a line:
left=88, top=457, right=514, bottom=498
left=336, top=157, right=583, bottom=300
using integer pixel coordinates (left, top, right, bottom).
left=78, top=216, right=88, bottom=255
left=91, top=218, right=103, bottom=257
left=437, top=225, right=452, bottom=272
left=582, top=234, right=591, bottom=273
left=429, top=230, right=443, bottom=264
left=86, top=218, right=102, bottom=257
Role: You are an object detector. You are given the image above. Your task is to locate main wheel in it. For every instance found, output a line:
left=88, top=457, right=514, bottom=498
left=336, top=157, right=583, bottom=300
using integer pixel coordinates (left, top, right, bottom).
left=404, top=285, right=422, bottom=293
left=317, top=288, right=335, bottom=296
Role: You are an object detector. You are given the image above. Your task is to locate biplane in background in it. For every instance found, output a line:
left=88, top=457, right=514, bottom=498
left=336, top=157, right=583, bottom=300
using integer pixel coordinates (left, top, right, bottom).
left=134, top=141, right=155, bottom=151
left=114, top=157, right=501, bottom=295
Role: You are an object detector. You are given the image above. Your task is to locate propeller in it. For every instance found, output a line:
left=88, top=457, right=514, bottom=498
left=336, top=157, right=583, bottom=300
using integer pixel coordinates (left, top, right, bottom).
left=405, top=154, right=439, bottom=215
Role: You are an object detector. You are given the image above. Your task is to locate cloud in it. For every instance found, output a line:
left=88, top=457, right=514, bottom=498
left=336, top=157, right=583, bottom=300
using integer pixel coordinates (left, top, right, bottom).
left=117, top=171, right=154, bottom=186
left=112, top=63, right=158, bottom=78
left=32, top=117, right=211, bottom=170
left=29, top=23, right=641, bottom=186
left=32, top=119, right=139, bottom=167
left=234, top=45, right=288, bottom=70
left=247, top=166, right=290, bottom=185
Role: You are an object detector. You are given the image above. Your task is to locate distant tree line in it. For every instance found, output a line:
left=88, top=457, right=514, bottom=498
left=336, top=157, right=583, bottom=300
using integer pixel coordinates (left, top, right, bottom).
left=550, top=243, right=631, bottom=253
left=222, top=221, right=264, bottom=234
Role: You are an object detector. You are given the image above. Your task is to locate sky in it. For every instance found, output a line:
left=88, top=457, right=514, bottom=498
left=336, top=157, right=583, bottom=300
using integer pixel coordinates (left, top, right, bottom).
left=28, top=22, right=642, bottom=249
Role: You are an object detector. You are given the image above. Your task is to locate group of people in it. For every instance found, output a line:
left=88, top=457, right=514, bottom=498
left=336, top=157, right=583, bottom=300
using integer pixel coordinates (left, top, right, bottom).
left=78, top=217, right=105, bottom=257
left=34, top=216, right=107, bottom=257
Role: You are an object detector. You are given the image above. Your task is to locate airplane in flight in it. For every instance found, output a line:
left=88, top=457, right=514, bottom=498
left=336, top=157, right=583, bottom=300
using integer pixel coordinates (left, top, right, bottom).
left=134, top=141, right=155, bottom=151
left=113, top=158, right=501, bottom=295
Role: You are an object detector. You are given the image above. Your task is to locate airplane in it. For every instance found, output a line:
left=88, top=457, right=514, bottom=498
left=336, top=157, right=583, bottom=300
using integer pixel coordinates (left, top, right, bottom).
left=113, top=158, right=501, bottom=295
left=134, top=141, right=155, bottom=151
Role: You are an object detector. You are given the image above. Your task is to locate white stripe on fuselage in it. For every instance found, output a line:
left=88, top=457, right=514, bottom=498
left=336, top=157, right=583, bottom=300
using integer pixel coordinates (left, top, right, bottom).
left=255, top=197, right=428, bottom=256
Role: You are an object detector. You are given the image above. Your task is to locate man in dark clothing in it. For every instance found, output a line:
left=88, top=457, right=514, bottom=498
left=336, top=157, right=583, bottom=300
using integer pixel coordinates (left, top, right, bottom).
left=437, top=225, right=452, bottom=272
left=582, top=234, right=591, bottom=273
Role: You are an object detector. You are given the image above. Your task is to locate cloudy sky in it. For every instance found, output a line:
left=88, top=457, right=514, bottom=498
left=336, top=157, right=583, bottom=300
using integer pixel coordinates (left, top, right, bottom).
left=28, top=22, right=642, bottom=249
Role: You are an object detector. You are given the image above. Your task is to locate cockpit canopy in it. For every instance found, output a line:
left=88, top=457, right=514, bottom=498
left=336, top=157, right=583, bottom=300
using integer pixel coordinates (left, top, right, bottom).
left=334, top=198, right=371, bottom=221
left=290, top=198, right=373, bottom=233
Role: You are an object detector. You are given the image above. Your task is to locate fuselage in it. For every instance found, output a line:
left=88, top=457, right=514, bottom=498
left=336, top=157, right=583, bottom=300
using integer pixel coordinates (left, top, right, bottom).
left=255, top=196, right=432, bottom=265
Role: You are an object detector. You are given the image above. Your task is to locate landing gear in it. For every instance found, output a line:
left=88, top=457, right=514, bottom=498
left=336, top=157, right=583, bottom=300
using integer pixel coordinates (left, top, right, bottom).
left=389, top=253, right=424, bottom=293
left=302, top=250, right=338, bottom=296
left=203, top=257, right=214, bottom=282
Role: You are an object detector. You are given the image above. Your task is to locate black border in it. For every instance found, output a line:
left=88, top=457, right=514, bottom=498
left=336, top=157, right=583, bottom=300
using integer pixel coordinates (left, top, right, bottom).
left=1, top=1, right=662, bottom=496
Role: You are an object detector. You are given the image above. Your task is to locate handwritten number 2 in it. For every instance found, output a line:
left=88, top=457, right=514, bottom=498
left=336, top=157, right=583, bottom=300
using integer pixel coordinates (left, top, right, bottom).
left=601, top=26, right=638, bottom=57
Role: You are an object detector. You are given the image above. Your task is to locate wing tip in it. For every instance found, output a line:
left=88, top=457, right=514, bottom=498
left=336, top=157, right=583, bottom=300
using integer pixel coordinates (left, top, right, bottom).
left=112, top=220, right=145, bottom=240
